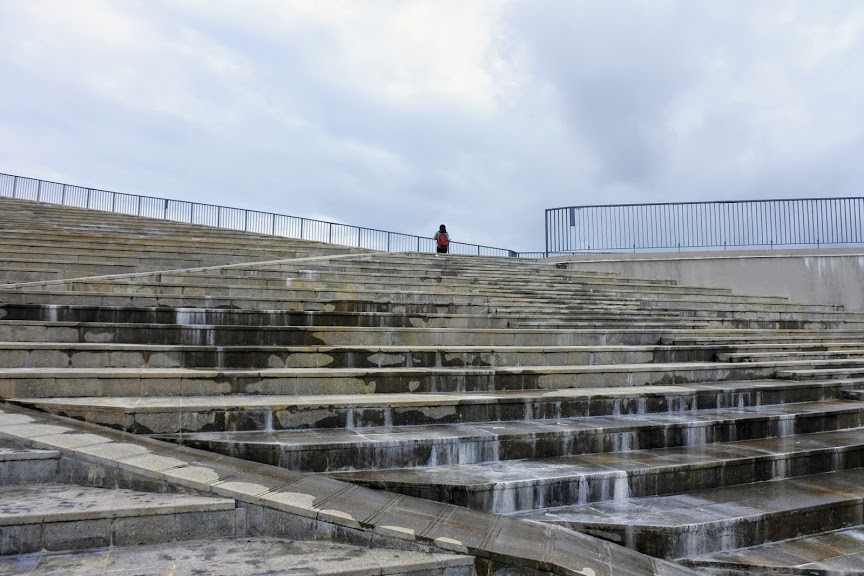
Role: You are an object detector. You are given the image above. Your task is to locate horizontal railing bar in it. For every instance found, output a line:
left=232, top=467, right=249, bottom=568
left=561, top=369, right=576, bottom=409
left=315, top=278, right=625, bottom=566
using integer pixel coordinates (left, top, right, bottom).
left=0, top=172, right=519, bottom=257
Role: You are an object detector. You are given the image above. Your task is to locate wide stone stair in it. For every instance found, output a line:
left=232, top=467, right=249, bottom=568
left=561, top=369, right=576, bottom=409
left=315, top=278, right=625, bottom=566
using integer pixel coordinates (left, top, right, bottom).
left=3, top=196, right=864, bottom=574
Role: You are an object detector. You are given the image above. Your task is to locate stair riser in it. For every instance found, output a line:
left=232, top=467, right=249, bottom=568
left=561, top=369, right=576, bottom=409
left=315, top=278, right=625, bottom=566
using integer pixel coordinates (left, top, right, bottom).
left=0, top=324, right=676, bottom=346
left=0, top=347, right=718, bottom=370
left=0, top=366, right=785, bottom=399
left=0, top=508, right=245, bottom=555
left=170, top=408, right=864, bottom=472
left=0, top=458, right=58, bottom=485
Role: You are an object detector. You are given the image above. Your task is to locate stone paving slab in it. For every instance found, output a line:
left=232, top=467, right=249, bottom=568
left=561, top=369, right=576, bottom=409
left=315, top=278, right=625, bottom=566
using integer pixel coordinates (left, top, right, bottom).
left=0, top=537, right=476, bottom=576
left=0, top=483, right=236, bottom=525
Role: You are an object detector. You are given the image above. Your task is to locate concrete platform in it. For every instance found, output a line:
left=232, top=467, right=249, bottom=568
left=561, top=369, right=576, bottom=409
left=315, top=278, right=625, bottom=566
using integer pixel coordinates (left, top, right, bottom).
left=0, top=483, right=242, bottom=554
left=0, top=537, right=476, bottom=576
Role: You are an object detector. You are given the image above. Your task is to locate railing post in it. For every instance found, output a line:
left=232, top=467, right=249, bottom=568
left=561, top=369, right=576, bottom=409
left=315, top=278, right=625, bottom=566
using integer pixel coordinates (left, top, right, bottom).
left=244, top=210, right=249, bottom=231
left=61, top=184, right=66, bottom=205
left=137, top=196, right=142, bottom=216
left=36, top=180, right=42, bottom=202
left=12, top=176, right=17, bottom=198
left=86, top=189, right=91, bottom=208
left=111, top=192, right=116, bottom=213
left=164, top=199, right=169, bottom=220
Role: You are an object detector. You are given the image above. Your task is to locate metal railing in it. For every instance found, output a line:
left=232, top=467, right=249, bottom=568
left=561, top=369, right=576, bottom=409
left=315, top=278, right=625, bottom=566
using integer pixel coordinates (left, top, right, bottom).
left=546, top=198, right=864, bottom=254
left=0, top=173, right=517, bottom=257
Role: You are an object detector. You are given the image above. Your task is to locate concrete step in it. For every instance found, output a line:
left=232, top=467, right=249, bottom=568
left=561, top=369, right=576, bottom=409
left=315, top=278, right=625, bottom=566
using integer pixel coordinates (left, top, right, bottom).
left=664, top=332, right=864, bottom=346
left=0, top=404, right=701, bottom=576
left=329, top=428, right=864, bottom=514
left=153, top=400, right=864, bottom=472
left=0, top=342, right=724, bottom=369
left=10, top=339, right=862, bottom=371
left=1, top=359, right=850, bottom=399
left=0, top=320, right=699, bottom=346
left=509, top=467, right=864, bottom=560
left=6, top=290, right=857, bottom=331
left=12, top=378, right=852, bottom=434
left=0, top=537, right=475, bottom=576
left=0, top=303, right=690, bottom=327
left=781, top=366, right=864, bottom=380
left=514, top=317, right=864, bottom=330
left=8, top=380, right=861, bottom=434
left=0, top=447, right=59, bottom=485
left=0, top=483, right=243, bottom=555
left=721, top=349, right=864, bottom=362
left=680, top=525, right=864, bottom=575
left=6, top=320, right=864, bottom=348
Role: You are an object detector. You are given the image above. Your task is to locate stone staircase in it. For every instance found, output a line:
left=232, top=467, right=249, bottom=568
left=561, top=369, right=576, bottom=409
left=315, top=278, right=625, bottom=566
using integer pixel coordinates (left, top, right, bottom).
left=0, top=437, right=474, bottom=576
left=2, top=196, right=864, bottom=575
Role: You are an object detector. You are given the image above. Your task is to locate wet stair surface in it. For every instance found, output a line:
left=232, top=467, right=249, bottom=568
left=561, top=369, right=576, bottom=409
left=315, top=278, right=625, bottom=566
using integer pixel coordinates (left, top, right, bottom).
left=0, top=436, right=473, bottom=576
left=3, top=197, right=864, bottom=574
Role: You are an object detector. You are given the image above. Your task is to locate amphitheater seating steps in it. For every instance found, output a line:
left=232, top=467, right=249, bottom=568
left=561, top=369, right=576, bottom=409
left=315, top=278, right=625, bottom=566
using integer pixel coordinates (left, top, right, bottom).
left=4, top=195, right=864, bottom=574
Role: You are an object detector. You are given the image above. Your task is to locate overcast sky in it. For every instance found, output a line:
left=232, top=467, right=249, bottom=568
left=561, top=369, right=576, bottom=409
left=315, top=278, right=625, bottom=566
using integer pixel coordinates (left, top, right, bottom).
left=2, top=0, right=863, bottom=252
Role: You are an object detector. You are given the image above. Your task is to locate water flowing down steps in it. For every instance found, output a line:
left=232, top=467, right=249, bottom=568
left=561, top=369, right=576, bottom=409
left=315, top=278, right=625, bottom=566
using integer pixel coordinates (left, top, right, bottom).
left=0, top=439, right=474, bottom=576
left=7, top=378, right=857, bottom=434
left=510, top=468, right=864, bottom=562
left=329, top=428, right=864, bottom=515
left=679, top=526, right=864, bottom=574
left=7, top=197, right=864, bottom=574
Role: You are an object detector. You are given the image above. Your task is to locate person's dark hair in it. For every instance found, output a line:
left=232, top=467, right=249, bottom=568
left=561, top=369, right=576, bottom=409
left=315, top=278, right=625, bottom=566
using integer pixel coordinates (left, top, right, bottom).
left=439, top=224, right=447, bottom=233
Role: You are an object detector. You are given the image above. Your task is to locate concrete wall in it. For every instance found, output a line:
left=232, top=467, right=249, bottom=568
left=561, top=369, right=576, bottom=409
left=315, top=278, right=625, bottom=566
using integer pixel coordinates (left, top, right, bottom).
left=551, top=247, right=864, bottom=310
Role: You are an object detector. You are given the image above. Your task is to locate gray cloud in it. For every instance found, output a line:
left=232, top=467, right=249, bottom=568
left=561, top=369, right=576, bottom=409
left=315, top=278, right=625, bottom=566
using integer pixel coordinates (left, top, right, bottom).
left=1, top=0, right=863, bottom=252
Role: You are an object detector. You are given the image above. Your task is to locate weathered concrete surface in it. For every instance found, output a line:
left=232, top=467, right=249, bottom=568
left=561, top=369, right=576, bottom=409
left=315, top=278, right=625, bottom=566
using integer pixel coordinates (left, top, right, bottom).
left=0, top=538, right=477, bottom=576
left=0, top=403, right=701, bottom=576
left=554, top=247, right=864, bottom=311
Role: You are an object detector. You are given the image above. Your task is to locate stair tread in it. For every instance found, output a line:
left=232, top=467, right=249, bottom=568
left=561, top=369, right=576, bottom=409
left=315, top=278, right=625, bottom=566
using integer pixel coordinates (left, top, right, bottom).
left=0, top=483, right=235, bottom=525
left=0, top=537, right=473, bottom=576
left=10, top=378, right=853, bottom=411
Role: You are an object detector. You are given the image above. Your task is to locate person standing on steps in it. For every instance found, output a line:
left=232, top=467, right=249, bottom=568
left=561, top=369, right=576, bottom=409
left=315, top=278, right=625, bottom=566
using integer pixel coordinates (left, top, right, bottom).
left=434, top=224, right=450, bottom=254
